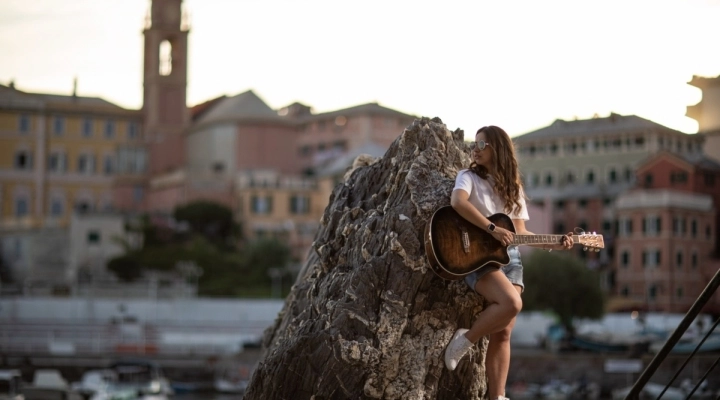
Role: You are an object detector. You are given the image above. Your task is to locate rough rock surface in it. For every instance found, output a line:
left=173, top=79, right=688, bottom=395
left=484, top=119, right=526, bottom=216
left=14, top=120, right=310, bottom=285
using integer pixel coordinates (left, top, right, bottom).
left=244, top=117, right=488, bottom=400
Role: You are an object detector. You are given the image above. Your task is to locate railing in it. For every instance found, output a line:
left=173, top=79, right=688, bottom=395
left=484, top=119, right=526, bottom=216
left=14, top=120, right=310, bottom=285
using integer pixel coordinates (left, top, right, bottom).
left=624, top=267, right=720, bottom=400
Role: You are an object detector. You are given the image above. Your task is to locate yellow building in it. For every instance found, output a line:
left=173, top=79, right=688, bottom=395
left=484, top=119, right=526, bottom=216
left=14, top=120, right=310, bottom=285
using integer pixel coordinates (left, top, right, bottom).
left=0, top=83, right=145, bottom=232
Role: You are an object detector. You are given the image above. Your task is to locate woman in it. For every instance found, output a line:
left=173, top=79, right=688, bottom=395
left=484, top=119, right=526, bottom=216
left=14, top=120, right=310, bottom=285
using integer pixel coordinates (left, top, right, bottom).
left=443, top=125, right=573, bottom=400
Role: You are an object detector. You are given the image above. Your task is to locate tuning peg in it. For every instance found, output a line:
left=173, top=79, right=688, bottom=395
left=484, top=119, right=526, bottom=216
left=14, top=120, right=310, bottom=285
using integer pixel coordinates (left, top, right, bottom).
left=583, top=247, right=588, bottom=251
left=595, top=248, right=600, bottom=252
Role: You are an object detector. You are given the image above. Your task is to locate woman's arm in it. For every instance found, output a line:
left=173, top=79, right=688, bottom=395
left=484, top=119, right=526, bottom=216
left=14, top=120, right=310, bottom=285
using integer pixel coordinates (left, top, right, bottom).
left=450, top=189, right=515, bottom=247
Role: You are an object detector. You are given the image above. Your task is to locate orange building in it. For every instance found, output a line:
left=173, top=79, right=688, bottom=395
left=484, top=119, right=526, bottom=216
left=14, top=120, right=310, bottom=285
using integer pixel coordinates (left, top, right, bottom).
left=614, top=151, right=720, bottom=313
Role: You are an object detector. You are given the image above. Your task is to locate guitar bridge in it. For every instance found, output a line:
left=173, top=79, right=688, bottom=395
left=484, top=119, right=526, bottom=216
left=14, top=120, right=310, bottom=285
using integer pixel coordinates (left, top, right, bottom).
left=461, top=228, right=470, bottom=253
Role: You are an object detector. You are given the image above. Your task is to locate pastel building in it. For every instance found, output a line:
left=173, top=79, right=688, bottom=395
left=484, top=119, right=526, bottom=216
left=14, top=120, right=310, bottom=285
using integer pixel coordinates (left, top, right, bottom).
left=0, top=0, right=417, bottom=288
left=513, top=113, right=714, bottom=312
left=614, top=150, right=720, bottom=313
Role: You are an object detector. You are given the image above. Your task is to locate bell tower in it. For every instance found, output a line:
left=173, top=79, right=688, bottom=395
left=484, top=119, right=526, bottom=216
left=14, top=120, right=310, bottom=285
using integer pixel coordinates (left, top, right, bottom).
left=142, top=0, right=189, bottom=174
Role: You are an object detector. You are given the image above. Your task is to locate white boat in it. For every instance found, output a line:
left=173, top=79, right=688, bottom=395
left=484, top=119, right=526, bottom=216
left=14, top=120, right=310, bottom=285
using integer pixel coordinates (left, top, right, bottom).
left=0, top=369, right=24, bottom=400
left=107, top=360, right=173, bottom=400
left=71, top=369, right=117, bottom=399
left=214, top=363, right=251, bottom=394
left=23, top=369, right=83, bottom=400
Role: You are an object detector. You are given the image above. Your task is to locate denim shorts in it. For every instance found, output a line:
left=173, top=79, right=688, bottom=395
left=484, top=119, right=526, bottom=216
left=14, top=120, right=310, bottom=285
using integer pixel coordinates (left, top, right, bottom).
left=464, top=245, right=524, bottom=293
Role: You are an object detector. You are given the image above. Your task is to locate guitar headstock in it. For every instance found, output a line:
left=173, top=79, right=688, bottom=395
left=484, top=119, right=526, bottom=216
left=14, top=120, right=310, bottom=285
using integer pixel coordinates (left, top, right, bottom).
left=575, top=232, right=605, bottom=252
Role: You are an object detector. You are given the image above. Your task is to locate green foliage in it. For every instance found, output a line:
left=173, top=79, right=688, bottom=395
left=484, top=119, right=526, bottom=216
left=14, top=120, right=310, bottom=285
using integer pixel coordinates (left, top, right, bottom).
left=239, top=238, right=291, bottom=284
left=173, top=201, right=241, bottom=246
left=105, top=200, right=292, bottom=298
left=107, top=255, right=143, bottom=282
left=522, top=250, right=605, bottom=332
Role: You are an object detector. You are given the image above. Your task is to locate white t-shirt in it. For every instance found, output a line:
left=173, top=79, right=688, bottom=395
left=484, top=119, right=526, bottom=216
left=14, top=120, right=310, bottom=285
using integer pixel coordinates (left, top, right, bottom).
left=453, top=169, right=529, bottom=220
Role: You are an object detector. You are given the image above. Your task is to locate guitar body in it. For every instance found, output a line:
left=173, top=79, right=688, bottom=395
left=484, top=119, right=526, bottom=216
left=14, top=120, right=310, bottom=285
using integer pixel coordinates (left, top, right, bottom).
left=424, top=206, right=515, bottom=280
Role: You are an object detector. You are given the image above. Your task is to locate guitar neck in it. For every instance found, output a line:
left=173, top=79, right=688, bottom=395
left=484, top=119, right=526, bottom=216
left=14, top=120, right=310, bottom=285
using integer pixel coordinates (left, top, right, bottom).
left=512, top=234, right=568, bottom=246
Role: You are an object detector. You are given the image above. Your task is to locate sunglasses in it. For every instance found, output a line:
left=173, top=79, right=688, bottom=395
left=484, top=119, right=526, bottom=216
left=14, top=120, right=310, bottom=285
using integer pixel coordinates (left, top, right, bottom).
left=470, top=140, right=491, bottom=151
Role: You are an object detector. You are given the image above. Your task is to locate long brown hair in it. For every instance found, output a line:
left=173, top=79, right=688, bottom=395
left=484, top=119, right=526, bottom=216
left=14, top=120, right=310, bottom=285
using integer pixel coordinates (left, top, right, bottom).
left=469, top=125, right=525, bottom=215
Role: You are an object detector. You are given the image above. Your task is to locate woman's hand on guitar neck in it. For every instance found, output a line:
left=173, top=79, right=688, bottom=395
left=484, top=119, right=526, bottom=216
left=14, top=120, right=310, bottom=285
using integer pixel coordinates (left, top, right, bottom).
left=545, top=232, right=574, bottom=251
left=490, top=227, right=515, bottom=247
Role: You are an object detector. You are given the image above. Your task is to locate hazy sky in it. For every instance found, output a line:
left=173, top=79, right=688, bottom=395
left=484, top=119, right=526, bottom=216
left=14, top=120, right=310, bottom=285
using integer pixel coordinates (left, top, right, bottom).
left=1, top=0, right=719, bottom=138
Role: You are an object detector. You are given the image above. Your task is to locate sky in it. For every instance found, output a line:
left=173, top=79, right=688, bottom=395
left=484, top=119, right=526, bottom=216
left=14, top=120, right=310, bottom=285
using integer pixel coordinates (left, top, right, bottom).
left=1, top=0, right=720, bottom=138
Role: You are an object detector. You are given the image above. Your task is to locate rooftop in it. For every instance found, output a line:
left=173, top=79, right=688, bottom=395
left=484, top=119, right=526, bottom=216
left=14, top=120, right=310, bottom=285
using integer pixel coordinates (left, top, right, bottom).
left=515, top=113, right=679, bottom=141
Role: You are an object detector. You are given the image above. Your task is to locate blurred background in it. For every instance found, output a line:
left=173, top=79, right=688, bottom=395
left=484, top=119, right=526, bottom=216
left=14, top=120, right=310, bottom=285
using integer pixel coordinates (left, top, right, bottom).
left=0, top=0, right=719, bottom=399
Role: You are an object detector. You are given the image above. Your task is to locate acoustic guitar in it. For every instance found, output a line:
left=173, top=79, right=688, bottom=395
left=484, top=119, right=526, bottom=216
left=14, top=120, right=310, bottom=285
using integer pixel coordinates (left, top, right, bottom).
left=424, top=206, right=605, bottom=280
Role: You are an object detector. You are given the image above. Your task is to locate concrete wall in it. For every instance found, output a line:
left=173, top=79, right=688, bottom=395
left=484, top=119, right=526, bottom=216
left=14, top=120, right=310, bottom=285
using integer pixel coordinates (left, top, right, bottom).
left=0, top=297, right=285, bottom=324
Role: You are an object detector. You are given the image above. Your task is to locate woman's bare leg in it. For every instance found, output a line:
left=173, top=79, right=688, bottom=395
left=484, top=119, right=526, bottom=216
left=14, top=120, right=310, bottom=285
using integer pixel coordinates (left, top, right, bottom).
left=485, top=285, right=523, bottom=399
left=464, top=270, right=522, bottom=343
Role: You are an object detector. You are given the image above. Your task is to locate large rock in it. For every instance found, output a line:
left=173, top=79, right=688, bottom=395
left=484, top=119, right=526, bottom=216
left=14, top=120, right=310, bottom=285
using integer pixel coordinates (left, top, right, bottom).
left=244, top=117, right=488, bottom=400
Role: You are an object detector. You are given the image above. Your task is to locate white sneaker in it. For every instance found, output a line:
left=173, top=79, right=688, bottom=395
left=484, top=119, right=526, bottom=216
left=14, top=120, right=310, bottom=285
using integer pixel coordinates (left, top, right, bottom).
left=443, top=328, right=472, bottom=371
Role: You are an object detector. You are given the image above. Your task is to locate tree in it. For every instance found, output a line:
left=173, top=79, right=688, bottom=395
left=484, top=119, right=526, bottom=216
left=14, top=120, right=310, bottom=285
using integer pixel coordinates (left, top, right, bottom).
left=240, top=238, right=291, bottom=284
left=107, top=255, right=143, bottom=282
left=522, top=250, right=605, bottom=333
left=173, top=201, right=240, bottom=247
left=244, top=118, right=489, bottom=400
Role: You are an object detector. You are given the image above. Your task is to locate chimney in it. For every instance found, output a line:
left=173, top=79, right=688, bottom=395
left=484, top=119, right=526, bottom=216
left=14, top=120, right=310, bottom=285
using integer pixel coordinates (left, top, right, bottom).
left=72, top=77, right=78, bottom=98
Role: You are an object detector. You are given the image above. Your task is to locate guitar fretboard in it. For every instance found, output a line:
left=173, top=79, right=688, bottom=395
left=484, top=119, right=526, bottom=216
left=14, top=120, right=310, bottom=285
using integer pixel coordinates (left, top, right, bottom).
left=512, top=234, right=566, bottom=246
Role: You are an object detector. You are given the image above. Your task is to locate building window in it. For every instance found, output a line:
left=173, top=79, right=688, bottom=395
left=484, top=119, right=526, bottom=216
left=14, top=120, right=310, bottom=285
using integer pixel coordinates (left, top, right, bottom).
left=50, top=198, right=64, bottom=217
left=707, top=225, right=712, bottom=240
left=691, top=220, right=697, bottom=238
left=77, top=154, right=96, bottom=174
left=643, top=249, right=660, bottom=268
left=75, top=200, right=92, bottom=213
left=676, top=287, right=683, bottom=299
left=290, top=195, right=310, bottom=214
left=53, top=116, right=64, bottom=135
left=87, top=230, right=101, bottom=244
left=127, top=122, right=138, bottom=139
left=648, top=285, right=657, bottom=300
left=625, top=167, right=633, bottom=182
left=578, top=220, right=588, bottom=232
left=159, top=40, right=173, bottom=76
left=565, top=171, right=575, bottom=184
left=621, top=251, right=630, bottom=268
left=608, top=168, right=617, bottom=183
left=705, top=172, right=716, bottom=187
left=619, top=217, right=633, bottom=236
left=18, top=114, right=30, bottom=133
left=676, top=251, right=683, bottom=269
left=15, top=197, right=29, bottom=217
left=251, top=195, right=273, bottom=214
left=691, top=252, right=698, bottom=269
left=644, top=173, right=653, bottom=187
left=621, top=286, right=630, bottom=296
left=82, top=118, right=93, bottom=137
left=14, top=150, right=33, bottom=170
left=578, top=199, right=587, bottom=208
left=602, top=219, right=612, bottom=232
left=643, top=216, right=661, bottom=236
left=103, top=155, right=114, bottom=175
left=48, top=152, right=67, bottom=172
left=544, top=173, right=553, bottom=186
left=133, top=186, right=144, bottom=203
left=586, top=170, right=595, bottom=184
left=104, top=120, right=115, bottom=139
left=554, top=222, right=565, bottom=234
left=670, top=171, right=688, bottom=184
